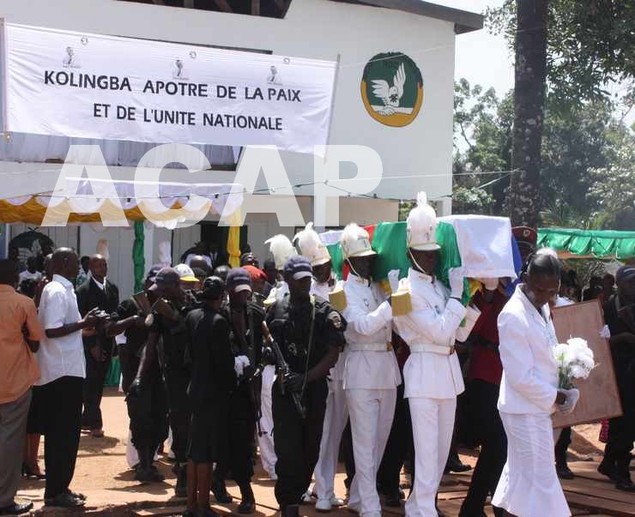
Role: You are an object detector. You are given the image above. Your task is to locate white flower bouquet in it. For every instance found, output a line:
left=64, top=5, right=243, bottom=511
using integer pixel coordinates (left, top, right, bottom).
left=553, top=337, right=596, bottom=389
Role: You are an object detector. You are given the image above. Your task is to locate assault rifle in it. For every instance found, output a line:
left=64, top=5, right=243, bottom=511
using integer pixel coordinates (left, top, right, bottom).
left=261, top=321, right=306, bottom=419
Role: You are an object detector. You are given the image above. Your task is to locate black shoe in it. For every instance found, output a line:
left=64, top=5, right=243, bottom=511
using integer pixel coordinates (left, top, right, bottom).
left=21, top=463, right=46, bottom=480
left=238, top=499, right=255, bottom=514
left=598, top=461, right=618, bottom=481
left=135, top=467, right=165, bottom=482
left=383, top=492, right=401, bottom=507
left=44, top=493, right=85, bottom=508
left=0, top=502, right=34, bottom=515
left=66, top=490, right=87, bottom=501
left=556, top=463, right=574, bottom=480
left=615, top=478, right=635, bottom=492
left=211, top=480, right=233, bottom=504
left=444, top=456, right=472, bottom=474
left=283, top=504, right=300, bottom=517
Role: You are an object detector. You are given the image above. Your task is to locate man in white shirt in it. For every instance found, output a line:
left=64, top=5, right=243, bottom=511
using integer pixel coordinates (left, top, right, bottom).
left=340, top=223, right=401, bottom=517
left=392, top=194, right=480, bottom=517
left=36, top=248, right=99, bottom=508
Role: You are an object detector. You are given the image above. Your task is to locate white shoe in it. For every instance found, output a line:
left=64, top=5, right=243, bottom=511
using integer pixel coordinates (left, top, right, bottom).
left=301, top=491, right=313, bottom=504
left=329, top=497, right=344, bottom=507
left=315, top=499, right=333, bottom=512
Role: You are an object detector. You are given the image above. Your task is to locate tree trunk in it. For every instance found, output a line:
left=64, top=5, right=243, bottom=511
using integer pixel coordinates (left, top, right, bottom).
left=507, top=0, right=548, bottom=227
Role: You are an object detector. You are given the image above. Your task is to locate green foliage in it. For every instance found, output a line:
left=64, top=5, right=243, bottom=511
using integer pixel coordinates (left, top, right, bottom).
left=454, top=79, right=635, bottom=229
left=588, top=131, right=635, bottom=230
left=487, top=0, right=635, bottom=104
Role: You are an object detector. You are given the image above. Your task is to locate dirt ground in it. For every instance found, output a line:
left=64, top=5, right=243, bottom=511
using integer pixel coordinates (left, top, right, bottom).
left=15, top=388, right=608, bottom=515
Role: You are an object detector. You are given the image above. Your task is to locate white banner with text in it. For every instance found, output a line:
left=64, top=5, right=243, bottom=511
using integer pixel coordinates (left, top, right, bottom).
left=3, top=23, right=337, bottom=154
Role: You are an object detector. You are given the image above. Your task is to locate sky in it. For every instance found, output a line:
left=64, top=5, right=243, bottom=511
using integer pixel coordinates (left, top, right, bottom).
left=437, top=0, right=514, bottom=96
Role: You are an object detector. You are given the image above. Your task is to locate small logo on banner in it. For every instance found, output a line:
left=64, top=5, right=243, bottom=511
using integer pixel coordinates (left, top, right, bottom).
left=172, top=59, right=189, bottom=80
left=360, top=52, right=423, bottom=127
left=62, top=46, right=81, bottom=69
left=267, top=65, right=282, bottom=85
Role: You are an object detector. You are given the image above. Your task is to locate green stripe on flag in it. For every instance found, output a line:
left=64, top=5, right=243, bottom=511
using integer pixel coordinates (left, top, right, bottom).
left=325, top=221, right=467, bottom=302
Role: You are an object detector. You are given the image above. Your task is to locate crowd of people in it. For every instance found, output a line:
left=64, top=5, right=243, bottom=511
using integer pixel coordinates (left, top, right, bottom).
left=0, top=198, right=634, bottom=517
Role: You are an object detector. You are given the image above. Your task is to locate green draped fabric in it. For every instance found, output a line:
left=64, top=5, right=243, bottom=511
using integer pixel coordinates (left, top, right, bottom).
left=537, top=228, right=635, bottom=259
left=324, top=221, right=465, bottom=299
left=133, top=221, right=145, bottom=293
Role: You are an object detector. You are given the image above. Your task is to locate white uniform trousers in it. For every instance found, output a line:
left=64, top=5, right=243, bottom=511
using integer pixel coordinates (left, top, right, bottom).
left=347, top=388, right=397, bottom=517
left=257, top=364, right=277, bottom=477
left=406, top=397, right=456, bottom=517
left=492, top=412, right=570, bottom=517
left=313, top=379, right=349, bottom=501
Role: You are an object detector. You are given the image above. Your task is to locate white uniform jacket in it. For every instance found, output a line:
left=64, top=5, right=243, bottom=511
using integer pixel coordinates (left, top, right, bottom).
left=342, top=274, right=401, bottom=390
left=312, top=278, right=347, bottom=383
left=393, top=269, right=480, bottom=399
left=497, top=284, right=559, bottom=415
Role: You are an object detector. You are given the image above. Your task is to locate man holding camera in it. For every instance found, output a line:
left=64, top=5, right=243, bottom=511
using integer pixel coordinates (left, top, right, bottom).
left=36, top=248, right=101, bottom=507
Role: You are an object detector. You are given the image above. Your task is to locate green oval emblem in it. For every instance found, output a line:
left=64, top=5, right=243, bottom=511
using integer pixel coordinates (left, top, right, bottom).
left=361, top=52, right=424, bottom=127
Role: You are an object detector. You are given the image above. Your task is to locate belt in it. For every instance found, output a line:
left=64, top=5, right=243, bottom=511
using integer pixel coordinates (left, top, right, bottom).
left=409, top=343, right=455, bottom=355
left=347, top=343, right=393, bottom=352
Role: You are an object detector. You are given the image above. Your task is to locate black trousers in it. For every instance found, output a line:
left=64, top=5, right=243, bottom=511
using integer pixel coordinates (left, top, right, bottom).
left=164, top=368, right=191, bottom=463
left=82, top=349, right=111, bottom=430
left=555, top=427, right=572, bottom=465
left=215, top=385, right=255, bottom=485
left=127, top=372, right=168, bottom=452
left=602, top=358, right=635, bottom=481
left=377, top=382, right=412, bottom=496
left=460, top=380, right=507, bottom=517
left=36, top=376, right=83, bottom=499
left=272, top=380, right=327, bottom=509
left=118, top=344, right=140, bottom=394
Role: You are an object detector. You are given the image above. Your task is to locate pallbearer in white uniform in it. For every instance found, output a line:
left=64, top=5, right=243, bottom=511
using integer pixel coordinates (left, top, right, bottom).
left=264, top=235, right=297, bottom=305
left=392, top=193, right=481, bottom=517
left=340, top=224, right=401, bottom=517
left=294, top=223, right=346, bottom=512
left=258, top=234, right=298, bottom=480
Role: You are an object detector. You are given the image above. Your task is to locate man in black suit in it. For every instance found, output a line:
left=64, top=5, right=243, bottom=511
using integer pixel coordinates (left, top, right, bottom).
left=76, top=254, right=120, bottom=438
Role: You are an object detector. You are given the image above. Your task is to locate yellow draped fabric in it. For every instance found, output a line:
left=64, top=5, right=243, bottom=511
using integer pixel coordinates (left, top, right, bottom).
left=0, top=199, right=199, bottom=224
left=226, top=209, right=242, bottom=268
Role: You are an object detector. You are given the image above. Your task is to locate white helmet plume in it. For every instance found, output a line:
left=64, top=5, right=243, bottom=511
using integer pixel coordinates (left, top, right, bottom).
left=265, top=234, right=297, bottom=270
left=294, top=222, right=331, bottom=267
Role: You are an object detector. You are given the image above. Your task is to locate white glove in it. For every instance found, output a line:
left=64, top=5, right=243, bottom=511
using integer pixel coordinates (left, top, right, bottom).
left=234, top=355, right=251, bottom=377
left=388, top=269, right=400, bottom=293
left=449, top=269, right=464, bottom=299
left=558, top=388, right=580, bottom=415
left=600, top=325, right=611, bottom=339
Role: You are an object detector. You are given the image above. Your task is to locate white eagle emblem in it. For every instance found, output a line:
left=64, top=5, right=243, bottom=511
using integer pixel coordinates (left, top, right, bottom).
left=371, top=63, right=406, bottom=116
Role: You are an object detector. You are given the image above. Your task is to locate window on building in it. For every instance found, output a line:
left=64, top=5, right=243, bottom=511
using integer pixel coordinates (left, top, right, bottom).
left=119, top=0, right=292, bottom=19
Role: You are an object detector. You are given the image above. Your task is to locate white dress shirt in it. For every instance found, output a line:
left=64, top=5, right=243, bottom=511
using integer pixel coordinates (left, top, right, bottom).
left=497, top=284, right=559, bottom=415
left=36, top=274, right=86, bottom=385
left=342, top=274, right=400, bottom=390
left=394, top=268, right=480, bottom=399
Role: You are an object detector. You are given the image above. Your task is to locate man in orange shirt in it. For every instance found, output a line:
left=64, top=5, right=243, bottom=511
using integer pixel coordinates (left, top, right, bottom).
left=0, top=259, right=44, bottom=515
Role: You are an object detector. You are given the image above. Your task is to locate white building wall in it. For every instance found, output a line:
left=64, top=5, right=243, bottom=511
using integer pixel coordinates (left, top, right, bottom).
left=1, top=0, right=456, bottom=202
